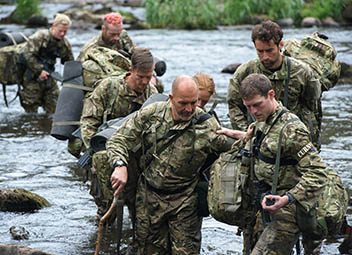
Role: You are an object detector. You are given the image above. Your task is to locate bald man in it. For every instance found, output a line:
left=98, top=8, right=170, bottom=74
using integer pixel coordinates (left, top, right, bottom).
left=107, top=75, right=231, bottom=254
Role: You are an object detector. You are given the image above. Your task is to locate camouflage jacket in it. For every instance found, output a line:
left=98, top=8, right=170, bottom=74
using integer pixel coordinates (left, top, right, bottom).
left=20, top=29, right=73, bottom=78
left=106, top=101, right=230, bottom=192
left=77, top=30, right=134, bottom=61
left=249, top=104, right=328, bottom=211
left=227, top=56, right=321, bottom=146
left=80, top=74, right=158, bottom=148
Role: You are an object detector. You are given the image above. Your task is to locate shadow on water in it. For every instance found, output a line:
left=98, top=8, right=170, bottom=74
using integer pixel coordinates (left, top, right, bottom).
left=0, top=3, right=351, bottom=255
left=0, top=113, right=52, bottom=138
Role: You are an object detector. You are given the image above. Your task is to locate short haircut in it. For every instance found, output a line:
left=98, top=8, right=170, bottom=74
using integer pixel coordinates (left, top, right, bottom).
left=103, top=12, right=123, bottom=26
left=193, top=72, right=215, bottom=95
left=53, top=13, right=71, bottom=26
left=131, top=47, right=154, bottom=72
left=171, top=75, right=197, bottom=95
left=251, top=20, right=283, bottom=45
left=239, top=73, right=272, bottom=99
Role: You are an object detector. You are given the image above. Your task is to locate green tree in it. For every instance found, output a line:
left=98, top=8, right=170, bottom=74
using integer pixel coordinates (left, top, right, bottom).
left=223, top=0, right=303, bottom=25
left=12, top=0, right=41, bottom=24
left=301, top=0, right=349, bottom=21
left=145, top=0, right=219, bottom=29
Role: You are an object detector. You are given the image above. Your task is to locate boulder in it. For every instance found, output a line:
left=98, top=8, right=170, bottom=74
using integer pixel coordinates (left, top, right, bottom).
left=276, top=18, right=294, bottom=28
left=342, top=3, right=352, bottom=22
left=339, top=61, right=352, bottom=84
left=322, top=17, right=339, bottom=27
left=0, top=245, right=52, bottom=255
left=221, top=63, right=241, bottom=74
left=0, top=189, right=50, bottom=212
left=301, top=17, right=321, bottom=27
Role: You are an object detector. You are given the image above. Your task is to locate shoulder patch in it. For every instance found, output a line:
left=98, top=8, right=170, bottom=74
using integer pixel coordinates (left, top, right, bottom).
left=297, top=142, right=315, bottom=159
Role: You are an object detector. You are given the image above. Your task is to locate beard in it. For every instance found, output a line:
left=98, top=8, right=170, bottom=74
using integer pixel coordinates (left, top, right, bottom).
left=178, top=109, right=195, bottom=121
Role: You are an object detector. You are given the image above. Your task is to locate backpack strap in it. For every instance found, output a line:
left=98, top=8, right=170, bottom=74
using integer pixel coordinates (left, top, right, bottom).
left=271, top=117, right=297, bottom=195
left=155, top=113, right=212, bottom=155
left=283, top=57, right=291, bottom=107
left=252, top=109, right=298, bottom=168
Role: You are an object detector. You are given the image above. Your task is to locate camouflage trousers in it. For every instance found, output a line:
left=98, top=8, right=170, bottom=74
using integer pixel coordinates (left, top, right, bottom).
left=91, top=150, right=139, bottom=223
left=134, top=179, right=202, bottom=255
left=244, top=204, right=300, bottom=255
left=19, top=74, right=59, bottom=114
left=244, top=204, right=322, bottom=255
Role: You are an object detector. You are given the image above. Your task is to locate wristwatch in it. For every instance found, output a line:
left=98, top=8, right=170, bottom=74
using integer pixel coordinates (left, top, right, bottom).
left=286, top=192, right=296, bottom=205
left=113, top=159, right=126, bottom=168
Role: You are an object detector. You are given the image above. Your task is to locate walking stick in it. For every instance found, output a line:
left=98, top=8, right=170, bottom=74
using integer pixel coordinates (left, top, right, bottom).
left=94, top=196, right=124, bottom=255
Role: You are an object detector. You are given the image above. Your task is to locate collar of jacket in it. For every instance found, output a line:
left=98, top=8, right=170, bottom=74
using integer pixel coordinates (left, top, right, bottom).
left=256, top=56, right=290, bottom=80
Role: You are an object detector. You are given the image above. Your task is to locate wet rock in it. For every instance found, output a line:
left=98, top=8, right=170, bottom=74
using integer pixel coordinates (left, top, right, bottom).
left=301, top=17, right=321, bottom=27
left=26, top=15, right=49, bottom=28
left=339, top=61, right=352, bottom=84
left=9, top=226, right=29, bottom=240
left=0, top=245, right=52, bottom=255
left=0, top=189, right=50, bottom=212
left=276, top=18, right=294, bottom=28
left=115, top=0, right=144, bottom=7
left=342, top=3, right=352, bottom=22
left=221, top=63, right=241, bottom=74
left=322, top=17, right=339, bottom=27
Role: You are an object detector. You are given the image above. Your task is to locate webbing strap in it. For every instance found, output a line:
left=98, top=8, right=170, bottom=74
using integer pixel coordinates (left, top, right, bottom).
left=271, top=118, right=297, bottom=195
left=63, top=83, right=94, bottom=92
left=20, top=32, right=29, bottom=42
left=283, top=57, right=291, bottom=107
left=5, top=32, right=16, bottom=45
left=52, top=121, right=80, bottom=126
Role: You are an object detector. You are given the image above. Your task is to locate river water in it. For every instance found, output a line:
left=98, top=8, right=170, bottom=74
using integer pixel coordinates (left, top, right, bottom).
left=0, top=3, right=351, bottom=255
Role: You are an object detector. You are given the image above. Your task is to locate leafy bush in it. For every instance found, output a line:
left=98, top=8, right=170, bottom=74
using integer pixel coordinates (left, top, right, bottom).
left=301, top=0, right=349, bottom=20
left=12, top=0, right=41, bottom=24
left=145, top=0, right=219, bottom=29
left=223, top=0, right=303, bottom=24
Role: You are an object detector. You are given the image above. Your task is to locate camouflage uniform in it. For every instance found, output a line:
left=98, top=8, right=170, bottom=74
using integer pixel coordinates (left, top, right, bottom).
left=68, top=30, right=134, bottom=156
left=243, top=105, right=328, bottom=255
left=106, top=101, right=230, bottom=254
left=18, top=29, right=73, bottom=113
left=80, top=74, right=157, bottom=214
left=227, top=56, right=322, bottom=149
left=77, top=30, right=134, bottom=62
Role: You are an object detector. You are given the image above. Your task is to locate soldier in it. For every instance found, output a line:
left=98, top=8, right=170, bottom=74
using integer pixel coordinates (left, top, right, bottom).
left=77, top=12, right=135, bottom=62
left=80, top=47, right=158, bottom=219
left=220, top=74, right=329, bottom=255
left=193, top=72, right=216, bottom=109
left=68, top=12, right=134, bottom=158
left=107, top=75, right=230, bottom=254
left=227, top=20, right=322, bottom=150
left=18, top=13, right=74, bottom=113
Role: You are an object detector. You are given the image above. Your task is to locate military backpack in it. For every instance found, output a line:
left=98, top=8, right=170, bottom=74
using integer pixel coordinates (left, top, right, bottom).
left=207, top=140, right=253, bottom=227
left=284, top=32, right=341, bottom=91
left=81, top=47, right=131, bottom=89
left=296, top=168, right=349, bottom=238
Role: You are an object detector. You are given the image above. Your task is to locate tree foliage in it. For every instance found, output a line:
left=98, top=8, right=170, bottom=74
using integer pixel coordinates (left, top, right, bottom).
left=145, top=0, right=219, bottom=29
left=145, top=0, right=349, bottom=28
left=12, top=0, right=41, bottom=24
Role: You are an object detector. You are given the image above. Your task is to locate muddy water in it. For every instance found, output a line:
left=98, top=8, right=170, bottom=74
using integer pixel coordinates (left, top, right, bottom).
left=0, top=4, right=352, bottom=255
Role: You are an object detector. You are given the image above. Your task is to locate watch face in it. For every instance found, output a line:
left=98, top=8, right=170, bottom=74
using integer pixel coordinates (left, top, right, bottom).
left=115, top=160, right=125, bottom=167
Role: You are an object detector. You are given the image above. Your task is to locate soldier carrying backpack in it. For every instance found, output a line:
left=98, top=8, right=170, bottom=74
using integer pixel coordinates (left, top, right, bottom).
left=210, top=74, right=348, bottom=255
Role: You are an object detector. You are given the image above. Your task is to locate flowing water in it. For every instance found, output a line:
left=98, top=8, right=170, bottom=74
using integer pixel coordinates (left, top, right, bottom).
left=0, top=3, right=351, bottom=255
